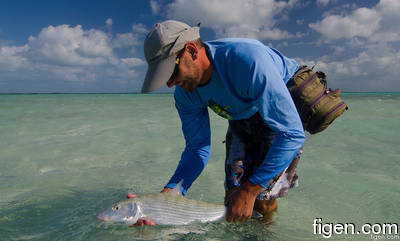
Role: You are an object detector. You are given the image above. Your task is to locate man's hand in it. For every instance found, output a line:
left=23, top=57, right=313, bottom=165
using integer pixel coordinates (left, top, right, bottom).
left=160, top=187, right=173, bottom=193
left=225, top=181, right=263, bottom=223
left=127, top=188, right=173, bottom=227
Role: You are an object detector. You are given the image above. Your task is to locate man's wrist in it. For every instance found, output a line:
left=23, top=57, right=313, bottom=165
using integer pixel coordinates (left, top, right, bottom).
left=242, top=181, right=263, bottom=196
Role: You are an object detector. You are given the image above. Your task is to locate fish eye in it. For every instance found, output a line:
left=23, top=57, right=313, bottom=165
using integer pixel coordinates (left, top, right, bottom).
left=112, top=205, right=120, bottom=211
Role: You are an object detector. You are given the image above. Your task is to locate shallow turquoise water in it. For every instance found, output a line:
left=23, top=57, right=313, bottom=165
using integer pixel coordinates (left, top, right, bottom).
left=0, top=93, right=399, bottom=240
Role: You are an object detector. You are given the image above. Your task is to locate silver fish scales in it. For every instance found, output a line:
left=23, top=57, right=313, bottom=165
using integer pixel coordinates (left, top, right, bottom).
left=97, top=193, right=226, bottom=226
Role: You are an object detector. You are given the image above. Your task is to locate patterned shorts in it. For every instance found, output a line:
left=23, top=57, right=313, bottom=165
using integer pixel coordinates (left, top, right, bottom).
left=225, top=113, right=302, bottom=200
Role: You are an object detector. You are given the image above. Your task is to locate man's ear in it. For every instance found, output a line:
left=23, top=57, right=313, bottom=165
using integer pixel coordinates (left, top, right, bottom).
left=185, top=42, right=198, bottom=60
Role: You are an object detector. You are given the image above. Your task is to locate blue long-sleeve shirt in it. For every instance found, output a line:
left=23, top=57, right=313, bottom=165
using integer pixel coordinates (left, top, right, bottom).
left=165, top=38, right=305, bottom=195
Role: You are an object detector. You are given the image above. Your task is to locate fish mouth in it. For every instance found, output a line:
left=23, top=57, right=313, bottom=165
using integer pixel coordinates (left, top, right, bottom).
left=97, top=214, right=108, bottom=222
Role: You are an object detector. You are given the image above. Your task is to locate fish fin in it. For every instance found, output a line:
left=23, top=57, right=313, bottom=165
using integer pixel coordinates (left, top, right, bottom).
left=170, top=179, right=183, bottom=195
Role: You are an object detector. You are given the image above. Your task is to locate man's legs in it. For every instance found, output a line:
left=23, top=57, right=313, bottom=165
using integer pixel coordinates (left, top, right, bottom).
left=254, top=199, right=277, bottom=221
left=224, top=122, right=278, bottom=221
left=224, top=113, right=302, bottom=222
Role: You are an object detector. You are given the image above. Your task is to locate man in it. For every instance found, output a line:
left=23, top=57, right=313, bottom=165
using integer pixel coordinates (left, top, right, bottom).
left=137, top=20, right=305, bottom=225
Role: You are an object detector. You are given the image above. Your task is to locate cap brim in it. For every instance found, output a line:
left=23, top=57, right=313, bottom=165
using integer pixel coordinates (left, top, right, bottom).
left=141, top=54, right=176, bottom=93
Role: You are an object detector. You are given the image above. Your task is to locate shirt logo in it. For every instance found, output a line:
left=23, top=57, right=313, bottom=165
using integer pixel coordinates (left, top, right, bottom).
left=207, top=100, right=232, bottom=120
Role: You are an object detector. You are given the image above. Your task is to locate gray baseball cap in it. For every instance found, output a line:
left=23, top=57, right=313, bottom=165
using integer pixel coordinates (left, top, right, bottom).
left=141, top=20, right=200, bottom=93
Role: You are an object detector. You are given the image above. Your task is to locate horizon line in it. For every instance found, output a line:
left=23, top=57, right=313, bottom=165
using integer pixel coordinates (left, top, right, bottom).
left=1, top=91, right=400, bottom=95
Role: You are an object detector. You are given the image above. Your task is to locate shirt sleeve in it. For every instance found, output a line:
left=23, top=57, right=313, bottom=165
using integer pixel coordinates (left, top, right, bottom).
left=165, top=88, right=211, bottom=195
left=227, top=46, right=305, bottom=188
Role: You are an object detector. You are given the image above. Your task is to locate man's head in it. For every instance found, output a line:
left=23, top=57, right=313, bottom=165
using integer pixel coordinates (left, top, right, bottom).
left=165, top=39, right=210, bottom=92
left=141, top=20, right=201, bottom=93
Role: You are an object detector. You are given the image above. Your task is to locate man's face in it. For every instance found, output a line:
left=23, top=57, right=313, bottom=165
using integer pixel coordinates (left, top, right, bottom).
left=166, top=49, right=202, bottom=92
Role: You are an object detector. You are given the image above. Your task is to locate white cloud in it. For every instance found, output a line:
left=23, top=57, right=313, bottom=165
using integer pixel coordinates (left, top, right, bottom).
left=0, top=45, right=29, bottom=71
left=296, top=19, right=305, bottom=25
left=150, top=0, right=161, bottom=15
left=316, top=0, right=329, bottom=6
left=112, top=25, right=146, bottom=54
left=120, top=57, right=145, bottom=67
left=106, top=18, right=113, bottom=31
left=28, top=25, right=113, bottom=66
left=316, top=0, right=338, bottom=6
left=113, top=33, right=139, bottom=48
left=309, top=7, right=380, bottom=40
left=297, top=41, right=400, bottom=91
left=310, top=0, right=400, bottom=43
left=166, top=0, right=298, bottom=40
left=0, top=24, right=146, bottom=90
left=305, top=0, right=400, bottom=91
left=106, top=18, right=113, bottom=28
left=371, top=0, right=400, bottom=43
left=132, top=23, right=148, bottom=34
left=44, top=65, right=97, bottom=82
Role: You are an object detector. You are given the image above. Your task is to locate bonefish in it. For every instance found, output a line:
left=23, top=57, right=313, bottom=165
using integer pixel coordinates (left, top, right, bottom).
left=97, top=182, right=226, bottom=226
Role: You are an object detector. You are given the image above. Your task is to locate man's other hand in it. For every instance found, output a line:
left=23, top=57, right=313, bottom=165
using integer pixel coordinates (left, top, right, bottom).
left=225, top=181, right=263, bottom=223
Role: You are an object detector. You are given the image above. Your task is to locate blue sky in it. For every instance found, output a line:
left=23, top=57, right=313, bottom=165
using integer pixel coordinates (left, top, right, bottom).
left=0, top=0, right=398, bottom=93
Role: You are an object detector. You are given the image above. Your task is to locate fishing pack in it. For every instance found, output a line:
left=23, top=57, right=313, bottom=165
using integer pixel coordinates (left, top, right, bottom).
left=287, top=66, right=348, bottom=134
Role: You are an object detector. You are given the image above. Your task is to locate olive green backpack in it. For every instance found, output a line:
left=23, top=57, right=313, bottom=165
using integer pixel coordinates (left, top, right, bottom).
left=287, top=66, right=348, bottom=134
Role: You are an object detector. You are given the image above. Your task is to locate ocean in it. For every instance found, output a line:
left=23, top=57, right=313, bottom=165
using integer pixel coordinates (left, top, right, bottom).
left=0, top=93, right=399, bottom=240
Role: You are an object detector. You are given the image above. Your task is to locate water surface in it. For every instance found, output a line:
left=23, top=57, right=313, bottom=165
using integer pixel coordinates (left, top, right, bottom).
left=0, top=93, right=399, bottom=240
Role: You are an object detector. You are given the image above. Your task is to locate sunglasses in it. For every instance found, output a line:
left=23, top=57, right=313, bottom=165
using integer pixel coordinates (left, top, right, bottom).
left=169, top=49, right=185, bottom=80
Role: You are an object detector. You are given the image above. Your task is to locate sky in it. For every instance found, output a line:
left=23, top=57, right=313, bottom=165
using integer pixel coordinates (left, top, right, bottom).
left=0, top=0, right=399, bottom=93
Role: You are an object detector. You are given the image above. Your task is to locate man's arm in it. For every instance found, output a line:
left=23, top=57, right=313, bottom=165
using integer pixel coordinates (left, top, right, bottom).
left=248, top=62, right=305, bottom=188
left=165, top=88, right=211, bottom=195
